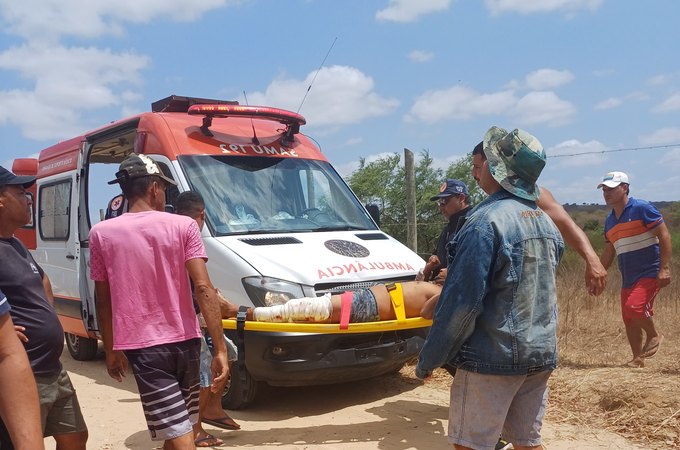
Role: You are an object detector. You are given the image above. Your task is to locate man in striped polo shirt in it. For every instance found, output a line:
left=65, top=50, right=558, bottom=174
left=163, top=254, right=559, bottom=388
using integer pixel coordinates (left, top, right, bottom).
left=598, top=171, right=671, bottom=368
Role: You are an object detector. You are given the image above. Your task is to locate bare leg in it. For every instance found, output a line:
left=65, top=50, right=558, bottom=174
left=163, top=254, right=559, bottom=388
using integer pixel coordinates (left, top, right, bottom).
left=54, top=431, right=88, bottom=450
left=624, top=322, right=645, bottom=367
left=637, top=317, right=663, bottom=357
left=162, top=431, right=195, bottom=449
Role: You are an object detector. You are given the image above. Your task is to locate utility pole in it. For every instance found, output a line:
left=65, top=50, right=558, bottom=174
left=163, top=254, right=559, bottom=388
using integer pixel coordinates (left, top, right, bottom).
left=404, top=148, right=417, bottom=253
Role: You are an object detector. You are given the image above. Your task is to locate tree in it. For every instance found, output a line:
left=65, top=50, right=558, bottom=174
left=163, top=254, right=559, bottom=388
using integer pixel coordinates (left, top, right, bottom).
left=347, top=150, right=477, bottom=258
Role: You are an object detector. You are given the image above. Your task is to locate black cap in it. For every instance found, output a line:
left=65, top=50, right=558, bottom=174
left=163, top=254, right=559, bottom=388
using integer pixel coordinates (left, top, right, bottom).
left=0, top=165, right=36, bottom=189
left=108, top=154, right=177, bottom=186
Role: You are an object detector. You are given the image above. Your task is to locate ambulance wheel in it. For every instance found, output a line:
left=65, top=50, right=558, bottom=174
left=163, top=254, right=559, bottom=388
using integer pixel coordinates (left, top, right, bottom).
left=65, top=333, right=99, bottom=361
left=221, top=362, right=258, bottom=410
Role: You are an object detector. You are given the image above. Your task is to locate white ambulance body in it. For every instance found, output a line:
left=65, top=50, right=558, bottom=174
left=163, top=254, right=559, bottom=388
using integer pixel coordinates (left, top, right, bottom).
left=13, top=95, right=429, bottom=408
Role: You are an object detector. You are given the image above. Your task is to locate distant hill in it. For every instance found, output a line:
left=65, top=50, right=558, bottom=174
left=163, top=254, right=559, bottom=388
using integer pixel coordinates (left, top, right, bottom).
left=563, top=201, right=679, bottom=229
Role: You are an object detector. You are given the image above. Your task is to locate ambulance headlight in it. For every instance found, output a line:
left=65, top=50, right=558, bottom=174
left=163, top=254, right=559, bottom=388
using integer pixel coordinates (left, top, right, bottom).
left=242, top=277, right=314, bottom=307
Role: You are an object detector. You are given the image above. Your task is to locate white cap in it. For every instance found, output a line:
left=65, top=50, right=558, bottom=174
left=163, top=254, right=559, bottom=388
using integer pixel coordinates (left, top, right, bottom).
left=597, top=171, right=629, bottom=189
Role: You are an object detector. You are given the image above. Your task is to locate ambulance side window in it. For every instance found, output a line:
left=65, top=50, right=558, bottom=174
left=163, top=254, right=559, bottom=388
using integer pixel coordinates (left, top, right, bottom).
left=39, top=179, right=72, bottom=240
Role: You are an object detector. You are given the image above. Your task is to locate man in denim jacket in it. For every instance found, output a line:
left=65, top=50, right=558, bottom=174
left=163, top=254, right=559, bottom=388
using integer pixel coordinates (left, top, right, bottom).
left=416, top=127, right=563, bottom=450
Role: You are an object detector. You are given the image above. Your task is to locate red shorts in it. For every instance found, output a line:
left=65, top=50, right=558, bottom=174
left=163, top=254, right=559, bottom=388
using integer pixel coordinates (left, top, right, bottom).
left=620, top=278, right=659, bottom=324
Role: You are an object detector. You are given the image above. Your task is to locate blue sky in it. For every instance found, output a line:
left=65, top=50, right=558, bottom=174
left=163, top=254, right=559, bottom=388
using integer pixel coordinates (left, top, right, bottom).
left=1, top=0, right=679, bottom=204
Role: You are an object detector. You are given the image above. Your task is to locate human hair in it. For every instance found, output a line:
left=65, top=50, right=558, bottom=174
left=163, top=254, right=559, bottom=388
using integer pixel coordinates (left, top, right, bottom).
left=472, top=141, right=485, bottom=159
left=120, top=176, right=160, bottom=200
left=176, top=190, right=205, bottom=219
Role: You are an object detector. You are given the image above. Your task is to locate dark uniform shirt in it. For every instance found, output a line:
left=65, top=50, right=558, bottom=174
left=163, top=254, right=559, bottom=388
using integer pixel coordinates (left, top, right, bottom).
left=433, top=206, right=471, bottom=275
left=0, top=237, right=64, bottom=377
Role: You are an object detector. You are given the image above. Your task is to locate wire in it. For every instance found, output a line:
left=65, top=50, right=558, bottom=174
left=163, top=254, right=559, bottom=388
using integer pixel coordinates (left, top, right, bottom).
left=297, top=37, right=337, bottom=114
left=549, top=143, right=680, bottom=159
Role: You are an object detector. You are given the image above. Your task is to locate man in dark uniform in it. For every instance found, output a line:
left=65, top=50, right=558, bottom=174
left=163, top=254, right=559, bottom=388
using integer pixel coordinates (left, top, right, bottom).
left=0, top=165, right=88, bottom=449
left=418, top=178, right=472, bottom=284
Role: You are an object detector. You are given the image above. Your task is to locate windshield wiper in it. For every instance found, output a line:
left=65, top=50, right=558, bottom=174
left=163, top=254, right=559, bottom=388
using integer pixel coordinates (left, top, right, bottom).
left=311, top=225, right=369, bottom=232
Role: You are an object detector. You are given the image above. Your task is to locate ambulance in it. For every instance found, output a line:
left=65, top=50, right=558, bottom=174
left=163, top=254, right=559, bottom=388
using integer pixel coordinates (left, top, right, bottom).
left=12, top=95, right=431, bottom=408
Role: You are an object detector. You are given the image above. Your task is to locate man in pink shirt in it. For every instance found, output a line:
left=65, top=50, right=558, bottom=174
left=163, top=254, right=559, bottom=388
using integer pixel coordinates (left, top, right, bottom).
left=89, top=154, right=228, bottom=448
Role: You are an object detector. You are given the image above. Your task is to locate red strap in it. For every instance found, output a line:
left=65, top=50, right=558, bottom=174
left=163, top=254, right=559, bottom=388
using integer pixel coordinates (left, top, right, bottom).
left=339, top=291, right=353, bottom=330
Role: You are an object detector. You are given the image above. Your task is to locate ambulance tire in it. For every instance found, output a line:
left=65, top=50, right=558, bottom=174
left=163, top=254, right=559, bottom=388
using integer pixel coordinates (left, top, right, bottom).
left=65, top=332, right=99, bottom=361
left=221, top=361, right=258, bottom=410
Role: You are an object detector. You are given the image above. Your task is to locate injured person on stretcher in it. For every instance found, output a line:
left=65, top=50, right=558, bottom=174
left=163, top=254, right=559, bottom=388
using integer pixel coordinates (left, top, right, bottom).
left=220, top=281, right=442, bottom=325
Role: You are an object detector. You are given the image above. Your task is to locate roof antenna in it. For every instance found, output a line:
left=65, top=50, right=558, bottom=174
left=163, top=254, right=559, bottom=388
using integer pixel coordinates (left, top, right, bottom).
left=296, top=37, right=337, bottom=114
left=243, top=90, right=260, bottom=145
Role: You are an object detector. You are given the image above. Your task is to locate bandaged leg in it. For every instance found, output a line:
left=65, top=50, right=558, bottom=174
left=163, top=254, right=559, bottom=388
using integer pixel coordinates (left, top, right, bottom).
left=253, top=293, right=332, bottom=323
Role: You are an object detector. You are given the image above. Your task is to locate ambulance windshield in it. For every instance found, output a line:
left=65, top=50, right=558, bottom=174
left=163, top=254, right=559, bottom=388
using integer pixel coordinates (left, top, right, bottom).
left=178, top=155, right=378, bottom=236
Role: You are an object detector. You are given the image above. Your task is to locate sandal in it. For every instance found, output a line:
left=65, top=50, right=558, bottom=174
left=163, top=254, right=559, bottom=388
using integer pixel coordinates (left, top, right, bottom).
left=195, top=431, right=223, bottom=447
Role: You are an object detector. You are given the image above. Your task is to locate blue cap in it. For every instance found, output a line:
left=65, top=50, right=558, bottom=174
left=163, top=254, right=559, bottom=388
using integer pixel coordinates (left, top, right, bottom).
left=430, top=179, right=469, bottom=201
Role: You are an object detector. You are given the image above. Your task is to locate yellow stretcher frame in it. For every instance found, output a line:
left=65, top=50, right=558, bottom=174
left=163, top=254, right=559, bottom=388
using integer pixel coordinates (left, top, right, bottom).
left=221, top=316, right=432, bottom=334
left=220, top=283, right=432, bottom=334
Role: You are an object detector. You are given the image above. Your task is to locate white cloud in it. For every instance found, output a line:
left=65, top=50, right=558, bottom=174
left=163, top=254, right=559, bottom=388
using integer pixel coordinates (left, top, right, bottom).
left=639, top=127, right=680, bottom=146
left=343, top=137, right=364, bottom=146
left=594, top=91, right=647, bottom=110
left=594, top=97, right=623, bottom=110
left=659, top=149, right=680, bottom=166
left=511, top=91, right=576, bottom=126
left=0, top=44, right=148, bottom=140
left=0, top=0, right=237, bottom=42
left=652, top=92, right=680, bottom=113
left=336, top=151, right=400, bottom=178
left=592, top=68, right=615, bottom=77
left=407, top=86, right=516, bottom=123
left=547, top=138, right=607, bottom=168
left=524, top=69, right=574, bottom=90
left=376, top=0, right=451, bottom=23
left=407, top=84, right=575, bottom=127
left=408, top=50, right=434, bottom=63
left=246, top=65, right=399, bottom=127
left=485, top=0, right=603, bottom=15
left=646, top=74, right=674, bottom=86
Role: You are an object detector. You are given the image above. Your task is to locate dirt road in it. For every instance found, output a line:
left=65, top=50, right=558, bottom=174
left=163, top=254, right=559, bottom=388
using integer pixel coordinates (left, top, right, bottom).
left=45, top=354, right=641, bottom=449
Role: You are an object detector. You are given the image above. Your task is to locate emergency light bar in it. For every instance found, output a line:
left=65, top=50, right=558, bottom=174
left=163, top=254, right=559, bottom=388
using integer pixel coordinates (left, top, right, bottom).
left=188, top=104, right=306, bottom=144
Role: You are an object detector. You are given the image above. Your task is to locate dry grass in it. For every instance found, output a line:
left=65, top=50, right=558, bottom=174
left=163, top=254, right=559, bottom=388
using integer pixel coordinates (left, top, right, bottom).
left=548, top=258, right=680, bottom=449
left=409, top=255, right=680, bottom=448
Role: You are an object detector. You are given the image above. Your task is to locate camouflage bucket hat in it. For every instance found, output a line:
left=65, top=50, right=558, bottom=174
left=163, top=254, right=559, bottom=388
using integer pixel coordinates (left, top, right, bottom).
left=483, top=126, right=546, bottom=200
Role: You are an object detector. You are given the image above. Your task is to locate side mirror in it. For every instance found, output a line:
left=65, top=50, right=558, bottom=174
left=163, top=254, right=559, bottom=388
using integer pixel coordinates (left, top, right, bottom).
left=365, top=203, right=380, bottom=227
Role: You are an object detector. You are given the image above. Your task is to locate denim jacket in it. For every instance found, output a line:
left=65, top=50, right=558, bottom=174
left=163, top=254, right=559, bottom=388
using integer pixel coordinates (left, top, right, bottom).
left=416, top=190, right=564, bottom=378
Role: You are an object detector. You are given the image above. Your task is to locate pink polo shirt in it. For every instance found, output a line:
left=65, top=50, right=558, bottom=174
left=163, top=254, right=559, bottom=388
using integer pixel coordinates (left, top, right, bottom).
left=89, top=210, right=206, bottom=350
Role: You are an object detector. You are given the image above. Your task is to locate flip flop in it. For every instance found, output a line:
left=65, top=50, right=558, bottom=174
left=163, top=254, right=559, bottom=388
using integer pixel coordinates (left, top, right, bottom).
left=202, top=416, right=241, bottom=430
left=195, top=432, right=223, bottom=447
left=642, top=334, right=664, bottom=358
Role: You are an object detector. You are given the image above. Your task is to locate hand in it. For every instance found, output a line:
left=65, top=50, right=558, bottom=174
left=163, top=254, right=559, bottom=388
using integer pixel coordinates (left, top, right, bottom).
left=422, top=256, right=440, bottom=281
left=415, top=364, right=432, bottom=380
left=432, top=268, right=447, bottom=286
left=210, top=351, right=229, bottom=393
left=13, top=325, right=28, bottom=343
left=106, top=351, right=128, bottom=382
left=419, top=294, right=439, bottom=320
left=657, top=267, right=671, bottom=289
left=585, top=260, right=607, bottom=296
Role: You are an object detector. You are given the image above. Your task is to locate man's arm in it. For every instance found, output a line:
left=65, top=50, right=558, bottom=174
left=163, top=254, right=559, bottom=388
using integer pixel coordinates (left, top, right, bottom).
left=537, top=187, right=607, bottom=296
left=95, top=280, right=128, bottom=382
left=415, top=225, right=490, bottom=379
left=600, top=242, right=616, bottom=270
left=42, top=273, right=55, bottom=305
left=0, top=314, right=45, bottom=450
left=650, top=222, right=671, bottom=288
left=186, top=258, right=228, bottom=391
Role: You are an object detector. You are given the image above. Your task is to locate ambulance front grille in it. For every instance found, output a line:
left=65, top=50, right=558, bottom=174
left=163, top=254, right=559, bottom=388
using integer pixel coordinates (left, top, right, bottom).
left=238, top=236, right=302, bottom=246
left=314, top=275, right=414, bottom=295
